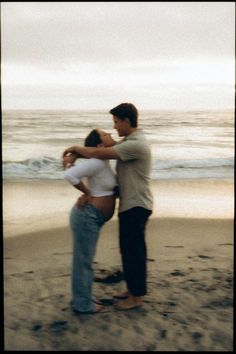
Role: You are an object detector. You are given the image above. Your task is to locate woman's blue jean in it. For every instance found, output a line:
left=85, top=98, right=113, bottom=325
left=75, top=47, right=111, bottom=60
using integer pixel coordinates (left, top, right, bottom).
left=70, top=204, right=106, bottom=312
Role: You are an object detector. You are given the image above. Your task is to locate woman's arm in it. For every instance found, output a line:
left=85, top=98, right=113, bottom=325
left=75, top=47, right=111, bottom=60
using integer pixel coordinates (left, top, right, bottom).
left=64, top=160, right=92, bottom=197
left=73, top=180, right=90, bottom=194
left=64, top=159, right=104, bottom=208
left=64, top=165, right=92, bottom=208
left=73, top=181, right=92, bottom=208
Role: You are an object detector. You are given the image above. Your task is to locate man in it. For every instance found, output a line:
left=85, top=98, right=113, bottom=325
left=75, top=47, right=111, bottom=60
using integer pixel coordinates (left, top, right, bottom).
left=63, top=103, right=153, bottom=310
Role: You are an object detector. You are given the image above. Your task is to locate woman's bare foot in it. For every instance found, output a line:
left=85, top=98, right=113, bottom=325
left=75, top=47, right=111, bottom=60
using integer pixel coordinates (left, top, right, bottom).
left=72, top=303, right=110, bottom=314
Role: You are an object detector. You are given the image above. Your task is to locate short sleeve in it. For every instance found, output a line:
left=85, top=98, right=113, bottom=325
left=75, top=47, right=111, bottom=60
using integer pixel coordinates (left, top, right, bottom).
left=113, top=140, right=146, bottom=161
left=64, top=158, right=104, bottom=185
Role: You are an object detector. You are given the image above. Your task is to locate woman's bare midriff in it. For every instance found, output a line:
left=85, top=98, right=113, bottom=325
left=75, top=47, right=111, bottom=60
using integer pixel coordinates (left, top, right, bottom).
left=90, top=195, right=116, bottom=221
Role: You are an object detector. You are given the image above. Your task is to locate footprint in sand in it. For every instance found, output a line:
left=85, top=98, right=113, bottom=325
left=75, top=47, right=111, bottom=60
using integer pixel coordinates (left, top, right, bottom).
left=160, top=329, right=167, bottom=338
left=217, top=243, right=233, bottom=246
left=48, top=320, right=69, bottom=333
left=166, top=301, right=177, bottom=307
left=169, top=270, right=185, bottom=276
left=198, top=255, right=213, bottom=259
left=165, top=245, right=184, bottom=248
left=32, top=323, right=43, bottom=331
left=192, top=332, right=203, bottom=341
left=10, top=273, right=23, bottom=277
left=203, top=297, right=233, bottom=309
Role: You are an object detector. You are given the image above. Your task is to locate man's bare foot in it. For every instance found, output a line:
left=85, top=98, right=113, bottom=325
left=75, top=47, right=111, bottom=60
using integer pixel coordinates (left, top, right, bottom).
left=114, top=295, right=143, bottom=310
left=113, top=290, right=130, bottom=299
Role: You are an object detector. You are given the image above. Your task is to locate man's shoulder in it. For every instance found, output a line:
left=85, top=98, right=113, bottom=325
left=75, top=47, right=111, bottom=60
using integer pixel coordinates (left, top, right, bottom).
left=129, top=129, right=148, bottom=142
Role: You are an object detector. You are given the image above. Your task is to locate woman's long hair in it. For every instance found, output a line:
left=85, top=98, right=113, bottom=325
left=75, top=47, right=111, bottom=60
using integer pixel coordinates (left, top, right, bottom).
left=84, top=129, right=101, bottom=147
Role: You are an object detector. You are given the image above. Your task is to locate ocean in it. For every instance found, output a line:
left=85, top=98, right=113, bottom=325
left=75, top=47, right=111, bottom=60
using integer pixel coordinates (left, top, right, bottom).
left=2, top=109, right=234, bottom=181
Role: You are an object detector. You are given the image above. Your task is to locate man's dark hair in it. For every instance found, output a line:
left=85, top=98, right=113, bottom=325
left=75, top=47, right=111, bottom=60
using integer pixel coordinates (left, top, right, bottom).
left=109, top=103, right=138, bottom=128
left=84, top=129, right=101, bottom=147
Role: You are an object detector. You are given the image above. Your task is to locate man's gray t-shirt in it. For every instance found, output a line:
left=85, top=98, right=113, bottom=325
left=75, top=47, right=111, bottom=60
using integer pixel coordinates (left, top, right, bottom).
left=113, top=129, right=153, bottom=213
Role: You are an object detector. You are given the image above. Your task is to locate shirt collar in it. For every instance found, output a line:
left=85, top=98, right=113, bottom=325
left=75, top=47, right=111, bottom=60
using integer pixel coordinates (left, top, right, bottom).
left=125, top=128, right=142, bottom=140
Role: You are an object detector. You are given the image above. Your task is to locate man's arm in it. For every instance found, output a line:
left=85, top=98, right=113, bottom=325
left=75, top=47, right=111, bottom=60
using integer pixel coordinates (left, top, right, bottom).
left=63, top=146, right=119, bottom=160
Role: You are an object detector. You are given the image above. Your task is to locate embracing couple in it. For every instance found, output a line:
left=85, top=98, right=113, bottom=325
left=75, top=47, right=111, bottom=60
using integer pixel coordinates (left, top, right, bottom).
left=62, top=103, right=153, bottom=314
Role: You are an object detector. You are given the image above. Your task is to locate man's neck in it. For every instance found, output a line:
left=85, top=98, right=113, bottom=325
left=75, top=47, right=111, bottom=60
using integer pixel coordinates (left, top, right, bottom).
left=126, top=127, right=137, bottom=137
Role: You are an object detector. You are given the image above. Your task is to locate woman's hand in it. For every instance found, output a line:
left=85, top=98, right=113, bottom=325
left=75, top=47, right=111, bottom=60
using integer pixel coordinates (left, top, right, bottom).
left=62, top=153, right=77, bottom=169
left=76, top=194, right=92, bottom=209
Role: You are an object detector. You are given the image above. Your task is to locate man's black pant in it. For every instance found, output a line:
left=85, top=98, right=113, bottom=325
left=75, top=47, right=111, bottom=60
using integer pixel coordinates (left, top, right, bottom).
left=118, top=207, right=152, bottom=297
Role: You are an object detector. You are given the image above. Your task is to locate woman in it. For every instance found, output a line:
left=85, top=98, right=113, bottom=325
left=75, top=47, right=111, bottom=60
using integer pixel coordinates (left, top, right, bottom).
left=64, top=129, right=117, bottom=314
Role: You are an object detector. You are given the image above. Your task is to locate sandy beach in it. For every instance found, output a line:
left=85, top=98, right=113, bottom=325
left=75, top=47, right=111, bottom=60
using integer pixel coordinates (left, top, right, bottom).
left=3, top=179, right=234, bottom=351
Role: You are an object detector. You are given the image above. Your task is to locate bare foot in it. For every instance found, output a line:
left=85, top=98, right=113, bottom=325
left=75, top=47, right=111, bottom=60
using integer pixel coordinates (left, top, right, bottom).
left=114, top=295, right=143, bottom=310
left=72, top=303, right=110, bottom=314
left=113, top=290, right=130, bottom=299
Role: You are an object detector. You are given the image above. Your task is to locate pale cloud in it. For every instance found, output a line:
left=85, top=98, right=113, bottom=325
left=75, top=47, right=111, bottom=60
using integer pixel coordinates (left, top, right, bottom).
left=2, top=2, right=234, bottom=64
left=1, top=2, right=235, bottom=109
left=2, top=58, right=233, bottom=87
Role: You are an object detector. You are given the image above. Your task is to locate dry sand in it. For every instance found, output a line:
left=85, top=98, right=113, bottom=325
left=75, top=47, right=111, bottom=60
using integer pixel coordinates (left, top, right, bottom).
left=3, top=179, right=234, bottom=350
left=4, top=216, right=233, bottom=351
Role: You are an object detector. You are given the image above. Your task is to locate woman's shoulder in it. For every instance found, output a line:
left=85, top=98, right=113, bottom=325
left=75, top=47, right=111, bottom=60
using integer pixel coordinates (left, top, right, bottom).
left=89, top=159, right=114, bottom=174
left=75, top=158, right=105, bottom=170
left=89, top=158, right=106, bottom=168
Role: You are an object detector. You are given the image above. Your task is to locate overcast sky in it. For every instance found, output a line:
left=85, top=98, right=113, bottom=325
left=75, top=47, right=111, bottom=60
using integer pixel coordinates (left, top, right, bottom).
left=1, top=2, right=235, bottom=110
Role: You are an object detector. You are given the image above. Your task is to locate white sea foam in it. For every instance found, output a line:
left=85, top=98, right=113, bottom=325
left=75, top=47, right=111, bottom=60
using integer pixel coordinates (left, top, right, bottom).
left=2, top=109, right=234, bottom=180
left=3, top=156, right=234, bottom=180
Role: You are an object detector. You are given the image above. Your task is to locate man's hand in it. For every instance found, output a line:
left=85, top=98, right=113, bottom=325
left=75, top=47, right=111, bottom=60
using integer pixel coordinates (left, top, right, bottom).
left=63, top=146, right=82, bottom=158
left=63, top=145, right=119, bottom=160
